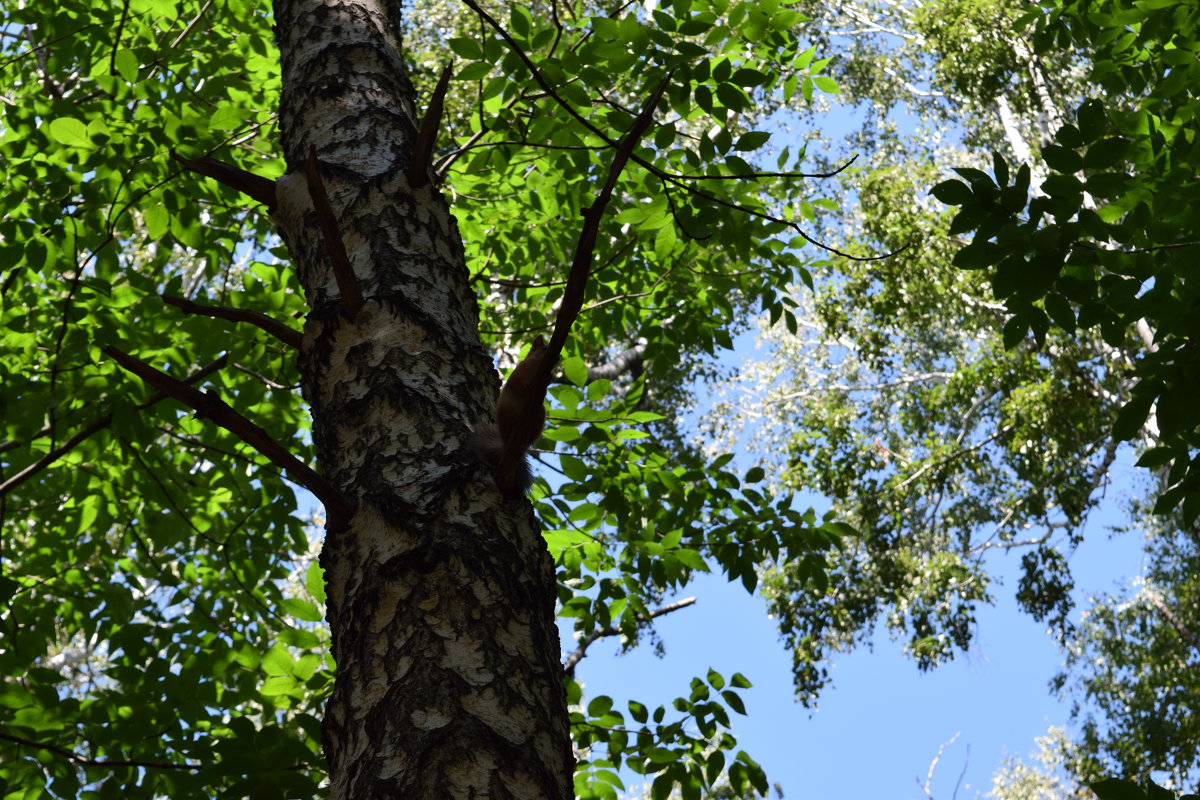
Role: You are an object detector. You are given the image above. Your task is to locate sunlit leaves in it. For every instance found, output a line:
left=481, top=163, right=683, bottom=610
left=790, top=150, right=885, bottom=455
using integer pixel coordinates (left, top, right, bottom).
left=936, top=17, right=1200, bottom=522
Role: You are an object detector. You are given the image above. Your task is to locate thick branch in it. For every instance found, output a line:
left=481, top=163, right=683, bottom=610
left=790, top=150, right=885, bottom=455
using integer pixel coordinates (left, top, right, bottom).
left=0, top=355, right=228, bottom=497
left=305, top=148, right=364, bottom=318
left=162, top=295, right=302, bottom=350
left=102, top=346, right=354, bottom=528
left=542, top=73, right=672, bottom=372
left=170, top=150, right=277, bottom=210
left=491, top=75, right=670, bottom=485
left=562, top=596, right=696, bottom=676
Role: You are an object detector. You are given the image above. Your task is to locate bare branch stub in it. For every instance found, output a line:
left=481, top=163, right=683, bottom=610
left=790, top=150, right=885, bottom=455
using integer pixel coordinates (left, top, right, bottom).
left=562, top=596, right=697, bottom=676
left=305, top=148, right=364, bottom=319
left=407, top=62, right=454, bottom=189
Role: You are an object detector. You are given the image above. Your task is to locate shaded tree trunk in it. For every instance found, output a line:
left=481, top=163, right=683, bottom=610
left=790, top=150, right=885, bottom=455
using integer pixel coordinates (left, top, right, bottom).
left=271, top=1, right=573, bottom=797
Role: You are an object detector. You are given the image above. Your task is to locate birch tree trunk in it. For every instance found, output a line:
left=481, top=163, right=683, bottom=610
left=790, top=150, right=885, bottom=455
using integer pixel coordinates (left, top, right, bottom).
left=271, top=1, right=573, bottom=797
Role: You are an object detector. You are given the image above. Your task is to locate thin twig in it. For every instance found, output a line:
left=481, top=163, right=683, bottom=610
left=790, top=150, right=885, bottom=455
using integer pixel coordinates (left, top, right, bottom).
left=0, top=730, right=200, bottom=771
left=459, top=0, right=899, bottom=260
left=563, top=597, right=697, bottom=676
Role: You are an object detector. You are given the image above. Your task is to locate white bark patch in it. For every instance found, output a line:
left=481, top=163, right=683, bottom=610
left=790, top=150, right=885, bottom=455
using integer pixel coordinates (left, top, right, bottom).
left=493, top=617, right=536, bottom=661
left=440, top=637, right=494, bottom=686
left=461, top=686, right=536, bottom=745
left=409, top=707, right=452, bottom=730
left=369, top=585, right=404, bottom=632
left=447, top=752, right=498, bottom=797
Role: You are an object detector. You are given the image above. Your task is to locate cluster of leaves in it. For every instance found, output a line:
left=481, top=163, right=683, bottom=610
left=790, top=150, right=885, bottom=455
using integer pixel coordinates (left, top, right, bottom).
left=570, top=670, right=765, bottom=800
left=704, top=0, right=1196, bottom=790
left=1049, top=508, right=1200, bottom=785
left=933, top=0, right=1200, bottom=522
left=1092, top=778, right=1200, bottom=800
left=720, top=158, right=1121, bottom=705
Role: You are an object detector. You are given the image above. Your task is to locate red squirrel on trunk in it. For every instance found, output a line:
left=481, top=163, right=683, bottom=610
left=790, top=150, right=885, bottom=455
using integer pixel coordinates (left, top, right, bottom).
left=473, top=336, right=550, bottom=498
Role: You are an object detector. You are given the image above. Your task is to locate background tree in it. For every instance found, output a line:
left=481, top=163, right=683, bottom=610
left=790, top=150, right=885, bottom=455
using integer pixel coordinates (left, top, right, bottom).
left=0, top=0, right=851, bottom=797
left=705, top=0, right=1200, bottom=788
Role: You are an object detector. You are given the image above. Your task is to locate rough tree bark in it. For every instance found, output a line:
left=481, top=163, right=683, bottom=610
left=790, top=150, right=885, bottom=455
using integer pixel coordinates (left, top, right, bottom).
left=271, top=1, right=573, bottom=797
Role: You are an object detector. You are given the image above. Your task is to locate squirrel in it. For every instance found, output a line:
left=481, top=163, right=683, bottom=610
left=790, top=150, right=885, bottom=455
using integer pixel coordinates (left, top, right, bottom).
left=473, top=336, right=551, bottom=498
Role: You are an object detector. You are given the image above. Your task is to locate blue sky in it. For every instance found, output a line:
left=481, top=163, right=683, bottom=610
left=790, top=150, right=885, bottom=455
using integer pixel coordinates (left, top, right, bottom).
left=562, top=449, right=1147, bottom=799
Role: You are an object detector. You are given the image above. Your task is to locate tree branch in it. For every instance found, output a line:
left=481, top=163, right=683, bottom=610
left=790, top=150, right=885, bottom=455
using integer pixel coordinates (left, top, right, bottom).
left=305, top=147, right=364, bottom=318
left=1144, top=588, right=1200, bottom=655
left=170, top=149, right=277, bottom=210
left=0, top=355, right=228, bottom=497
left=101, top=346, right=354, bottom=529
left=0, top=729, right=200, bottom=771
left=587, top=341, right=646, bottom=381
left=162, top=295, right=302, bottom=350
left=407, top=62, right=453, bottom=188
left=562, top=596, right=696, bottom=676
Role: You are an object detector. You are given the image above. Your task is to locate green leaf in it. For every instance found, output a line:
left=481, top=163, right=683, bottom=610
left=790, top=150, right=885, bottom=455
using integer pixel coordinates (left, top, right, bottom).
left=562, top=356, right=588, bottom=386
left=1041, top=174, right=1084, bottom=197
left=812, top=75, right=839, bottom=93
left=952, top=242, right=1004, bottom=270
left=1002, top=315, right=1028, bottom=349
left=930, top=179, right=974, bottom=206
left=1135, top=447, right=1176, bottom=469
left=1113, top=387, right=1157, bottom=441
left=47, top=117, right=90, bottom=147
left=991, top=151, right=1009, bottom=186
left=1076, top=99, right=1108, bottom=143
left=448, top=37, right=483, bottom=60
left=734, top=131, right=770, bottom=151
left=305, top=561, right=327, bottom=605
left=1084, top=137, right=1131, bottom=169
left=1042, top=145, right=1083, bottom=174
left=112, top=48, right=139, bottom=82
left=730, top=67, right=767, bottom=87
left=281, top=598, right=323, bottom=623
left=721, top=690, right=746, bottom=714
left=1089, top=778, right=1147, bottom=800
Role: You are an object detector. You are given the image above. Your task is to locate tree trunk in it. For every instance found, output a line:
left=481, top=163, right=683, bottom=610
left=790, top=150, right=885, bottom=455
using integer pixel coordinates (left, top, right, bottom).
left=271, top=1, right=574, bottom=797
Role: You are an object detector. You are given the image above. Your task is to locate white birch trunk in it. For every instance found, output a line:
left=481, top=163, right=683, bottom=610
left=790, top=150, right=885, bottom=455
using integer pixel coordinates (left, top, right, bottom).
left=271, top=1, right=574, bottom=797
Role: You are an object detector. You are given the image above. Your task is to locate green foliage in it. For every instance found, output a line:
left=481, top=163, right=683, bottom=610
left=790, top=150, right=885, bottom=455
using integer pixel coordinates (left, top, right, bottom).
left=936, top=0, right=1200, bottom=523
left=569, top=670, right=765, bottom=800
left=1090, top=778, right=1199, bottom=800
left=0, top=0, right=850, bottom=796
